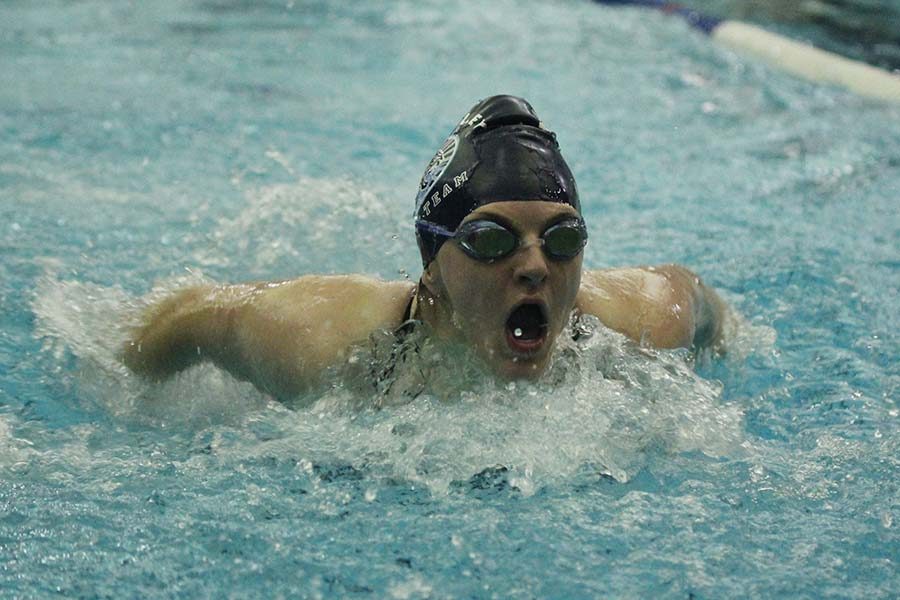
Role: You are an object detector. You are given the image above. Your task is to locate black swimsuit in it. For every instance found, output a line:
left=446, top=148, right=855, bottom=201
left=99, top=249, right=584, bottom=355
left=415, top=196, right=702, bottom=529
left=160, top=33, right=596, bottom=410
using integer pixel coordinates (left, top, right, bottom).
left=370, top=290, right=423, bottom=399
left=399, top=291, right=416, bottom=327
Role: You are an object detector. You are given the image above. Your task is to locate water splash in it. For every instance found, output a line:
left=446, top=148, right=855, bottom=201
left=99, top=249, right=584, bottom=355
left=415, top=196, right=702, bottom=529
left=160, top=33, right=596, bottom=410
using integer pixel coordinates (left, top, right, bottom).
left=28, top=267, right=759, bottom=498
left=193, top=177, right=417, bottom=278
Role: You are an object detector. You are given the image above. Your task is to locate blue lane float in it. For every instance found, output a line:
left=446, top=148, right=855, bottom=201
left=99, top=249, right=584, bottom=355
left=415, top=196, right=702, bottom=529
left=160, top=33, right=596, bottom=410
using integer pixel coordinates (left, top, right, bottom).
left=593, top=0, right=900, bottom=103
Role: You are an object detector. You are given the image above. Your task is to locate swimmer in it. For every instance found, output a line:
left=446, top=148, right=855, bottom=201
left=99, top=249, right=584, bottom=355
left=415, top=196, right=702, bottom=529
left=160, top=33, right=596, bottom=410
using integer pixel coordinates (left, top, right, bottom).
left=122, top=95, right=728, bottom=399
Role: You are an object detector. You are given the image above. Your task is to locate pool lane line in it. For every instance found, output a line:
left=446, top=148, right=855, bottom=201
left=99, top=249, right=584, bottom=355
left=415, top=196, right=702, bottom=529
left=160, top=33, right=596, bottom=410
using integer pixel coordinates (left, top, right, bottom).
left=592, top=0, right=900, bottom=103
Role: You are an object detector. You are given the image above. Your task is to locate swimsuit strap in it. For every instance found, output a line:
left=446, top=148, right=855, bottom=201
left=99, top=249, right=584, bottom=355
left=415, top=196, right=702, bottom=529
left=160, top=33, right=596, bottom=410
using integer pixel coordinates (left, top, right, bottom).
left=401, top=286, right=417, bottom=323
left=370, top=285, right=424, bottom=401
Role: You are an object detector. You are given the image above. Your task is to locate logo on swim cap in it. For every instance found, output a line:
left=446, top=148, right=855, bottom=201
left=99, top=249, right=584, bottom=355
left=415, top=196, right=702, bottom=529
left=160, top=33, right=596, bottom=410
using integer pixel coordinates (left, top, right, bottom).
left=415, top=134, right=458, bottom=215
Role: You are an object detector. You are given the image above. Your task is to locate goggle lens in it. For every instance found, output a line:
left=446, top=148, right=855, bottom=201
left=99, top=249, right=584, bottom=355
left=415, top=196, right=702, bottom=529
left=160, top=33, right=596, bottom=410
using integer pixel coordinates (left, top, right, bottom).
left=456, top=219, right=587, bottom=262
left=461, top=223, right=518, bottom=260
left=543, top=222, right=587, bottom=259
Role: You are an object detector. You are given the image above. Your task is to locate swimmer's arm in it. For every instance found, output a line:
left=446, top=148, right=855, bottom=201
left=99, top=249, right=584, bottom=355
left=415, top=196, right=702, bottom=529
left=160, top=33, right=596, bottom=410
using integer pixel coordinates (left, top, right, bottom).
left=122, top=276, right=415, bottom=397
left=577, top=265, right=727, bottom=350
left=121, top=285, right=237, bottom=381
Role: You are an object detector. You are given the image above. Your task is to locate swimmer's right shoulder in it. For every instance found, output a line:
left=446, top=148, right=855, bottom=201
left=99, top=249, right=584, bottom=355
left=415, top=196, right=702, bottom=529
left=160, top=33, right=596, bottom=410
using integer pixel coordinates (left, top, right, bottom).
left=124, top=274, right=416, bottom=398
left=281, top=274, right=413, bottom=295
left=249, top=274, right=415, bottom=333
left=214, top=275, right=415, bottom=396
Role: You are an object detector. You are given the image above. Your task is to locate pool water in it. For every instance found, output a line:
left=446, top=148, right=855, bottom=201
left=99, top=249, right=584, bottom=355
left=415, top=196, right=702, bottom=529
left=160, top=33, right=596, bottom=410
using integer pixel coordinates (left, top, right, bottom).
left=2, top=0, right=898, bottom=597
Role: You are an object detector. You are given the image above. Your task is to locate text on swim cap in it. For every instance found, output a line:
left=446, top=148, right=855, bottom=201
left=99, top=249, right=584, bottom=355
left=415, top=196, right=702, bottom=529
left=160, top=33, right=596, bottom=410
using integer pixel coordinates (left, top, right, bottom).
left=459, top=112, right=486, bottom=130
left=420, top=170, right=468, bottom=217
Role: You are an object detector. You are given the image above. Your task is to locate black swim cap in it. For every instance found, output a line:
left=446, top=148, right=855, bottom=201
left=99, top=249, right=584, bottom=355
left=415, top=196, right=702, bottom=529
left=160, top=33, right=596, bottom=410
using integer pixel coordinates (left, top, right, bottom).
left=414, top=95, right=580, bottom=266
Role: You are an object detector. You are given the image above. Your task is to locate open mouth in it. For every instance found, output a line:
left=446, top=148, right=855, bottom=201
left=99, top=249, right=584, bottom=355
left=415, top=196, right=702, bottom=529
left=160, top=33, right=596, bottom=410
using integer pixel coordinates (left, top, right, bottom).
left=505, top=302, right=549, bottom=354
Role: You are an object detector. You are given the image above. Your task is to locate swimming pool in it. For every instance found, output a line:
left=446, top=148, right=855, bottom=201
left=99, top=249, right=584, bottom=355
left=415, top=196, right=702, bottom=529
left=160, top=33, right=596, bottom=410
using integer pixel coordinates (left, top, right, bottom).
left=2, top=0, right=898, bottom=597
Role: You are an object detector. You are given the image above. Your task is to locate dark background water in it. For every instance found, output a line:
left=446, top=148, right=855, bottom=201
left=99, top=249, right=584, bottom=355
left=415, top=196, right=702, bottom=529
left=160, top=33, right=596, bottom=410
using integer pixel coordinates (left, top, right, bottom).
left=704, top=0, right=900, bottom=70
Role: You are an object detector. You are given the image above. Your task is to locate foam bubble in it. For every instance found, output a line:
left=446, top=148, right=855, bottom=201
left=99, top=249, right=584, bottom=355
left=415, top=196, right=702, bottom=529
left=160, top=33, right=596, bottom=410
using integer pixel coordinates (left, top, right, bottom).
left=31, top=277, right=747, bottom=496
left=193, top=177, right=417, bottom=278
left=163, top=318, right=746, bottom=496
left=31, top=273, right=270, bottom=427
left=0, top=413, right=36, bottom=470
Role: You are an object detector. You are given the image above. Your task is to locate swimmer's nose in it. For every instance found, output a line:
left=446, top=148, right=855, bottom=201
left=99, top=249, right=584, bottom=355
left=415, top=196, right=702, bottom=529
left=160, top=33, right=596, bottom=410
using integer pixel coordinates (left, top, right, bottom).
left=513, top=240, right=549, bottom=288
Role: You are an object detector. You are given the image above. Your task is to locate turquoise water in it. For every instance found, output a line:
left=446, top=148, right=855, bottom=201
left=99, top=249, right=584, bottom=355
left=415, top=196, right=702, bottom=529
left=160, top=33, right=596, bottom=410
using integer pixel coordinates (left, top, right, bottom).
left=2, top=1, right=899, bottom=598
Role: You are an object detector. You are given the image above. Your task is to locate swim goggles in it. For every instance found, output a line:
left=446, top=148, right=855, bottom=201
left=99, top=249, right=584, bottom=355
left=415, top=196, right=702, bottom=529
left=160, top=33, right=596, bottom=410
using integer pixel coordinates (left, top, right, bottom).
left=416, top=217, right=588, bottom=262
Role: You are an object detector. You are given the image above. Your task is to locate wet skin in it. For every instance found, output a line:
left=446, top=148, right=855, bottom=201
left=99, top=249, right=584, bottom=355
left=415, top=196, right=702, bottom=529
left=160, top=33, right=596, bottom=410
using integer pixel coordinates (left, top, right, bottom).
left=419, top=201, right=583, bottom=380
left=123, top=202, right=725, bottom=400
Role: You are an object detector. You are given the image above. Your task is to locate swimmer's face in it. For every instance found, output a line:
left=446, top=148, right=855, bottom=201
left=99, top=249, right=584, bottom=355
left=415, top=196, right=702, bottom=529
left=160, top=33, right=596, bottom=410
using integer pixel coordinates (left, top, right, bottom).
left=424, top=201, right=584, bottom=380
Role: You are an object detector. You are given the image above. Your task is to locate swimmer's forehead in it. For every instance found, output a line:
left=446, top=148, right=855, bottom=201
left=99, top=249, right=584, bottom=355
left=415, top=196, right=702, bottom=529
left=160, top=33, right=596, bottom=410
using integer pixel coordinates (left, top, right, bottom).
left=463, top=200, right=580, bottom=228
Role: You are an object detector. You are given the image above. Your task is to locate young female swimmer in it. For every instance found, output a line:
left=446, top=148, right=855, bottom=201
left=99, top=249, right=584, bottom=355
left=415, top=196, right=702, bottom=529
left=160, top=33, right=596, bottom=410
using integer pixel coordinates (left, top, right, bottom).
left=123, top=96, right=727, bottom=399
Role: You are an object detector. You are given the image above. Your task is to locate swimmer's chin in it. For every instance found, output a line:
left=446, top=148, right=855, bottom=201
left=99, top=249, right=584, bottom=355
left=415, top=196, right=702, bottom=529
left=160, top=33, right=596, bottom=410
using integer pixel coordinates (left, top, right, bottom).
left=473, top=334, right=557, bottom=382
left=489, top=353, right=552, bottom=382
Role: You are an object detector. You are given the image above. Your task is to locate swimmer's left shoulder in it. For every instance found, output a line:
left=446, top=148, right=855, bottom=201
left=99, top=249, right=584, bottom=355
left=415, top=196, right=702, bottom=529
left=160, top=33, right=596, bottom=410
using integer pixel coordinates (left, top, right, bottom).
left=577, top=265, right=696, bottom=348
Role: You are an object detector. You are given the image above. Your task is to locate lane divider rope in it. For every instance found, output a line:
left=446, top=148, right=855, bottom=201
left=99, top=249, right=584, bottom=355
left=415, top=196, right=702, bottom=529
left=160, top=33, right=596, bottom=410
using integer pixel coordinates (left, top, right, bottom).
left=593, top=0, right=900, bottom=103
